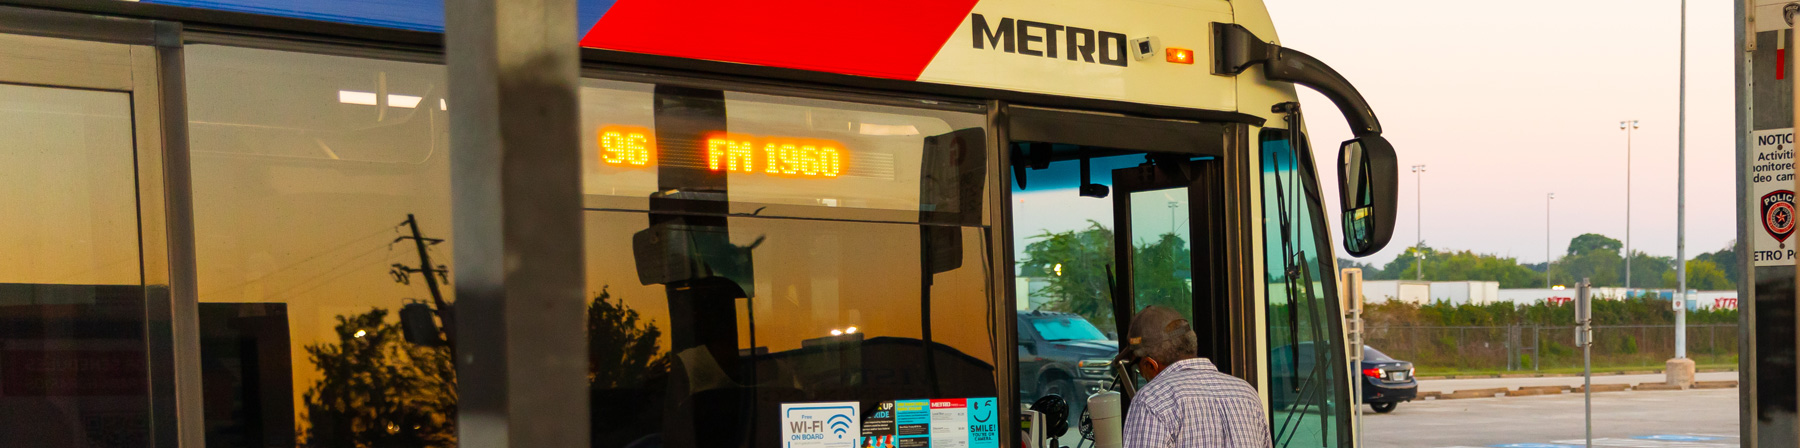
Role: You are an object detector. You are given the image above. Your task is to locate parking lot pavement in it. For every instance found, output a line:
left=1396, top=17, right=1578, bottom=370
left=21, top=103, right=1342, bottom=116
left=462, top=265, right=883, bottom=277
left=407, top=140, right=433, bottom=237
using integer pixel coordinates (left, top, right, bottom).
left=1362, top=387, right=1739, bottom=448
left=1419, top=371, right=1740, bottom=394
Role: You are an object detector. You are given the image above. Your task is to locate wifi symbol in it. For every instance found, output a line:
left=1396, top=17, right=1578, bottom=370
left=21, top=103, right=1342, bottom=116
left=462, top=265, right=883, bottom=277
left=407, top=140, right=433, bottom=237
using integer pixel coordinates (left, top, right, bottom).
left=828, top=414, right=853, bottom=439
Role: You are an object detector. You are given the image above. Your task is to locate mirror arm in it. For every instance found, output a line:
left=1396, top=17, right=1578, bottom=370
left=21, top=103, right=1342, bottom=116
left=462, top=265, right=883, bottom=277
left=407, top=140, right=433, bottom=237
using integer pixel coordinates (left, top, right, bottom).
left=1213, top=23, right=1382, bottom=136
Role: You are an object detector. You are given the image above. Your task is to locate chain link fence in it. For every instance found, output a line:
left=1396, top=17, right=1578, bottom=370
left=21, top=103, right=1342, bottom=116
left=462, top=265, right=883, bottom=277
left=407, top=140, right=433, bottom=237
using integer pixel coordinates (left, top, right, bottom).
left=1362, top=324, right=1738, bottom=373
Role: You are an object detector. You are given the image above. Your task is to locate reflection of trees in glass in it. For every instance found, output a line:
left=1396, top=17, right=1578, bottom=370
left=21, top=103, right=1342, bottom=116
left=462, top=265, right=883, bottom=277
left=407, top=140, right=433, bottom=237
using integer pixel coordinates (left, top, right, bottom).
left=297, top=289, right=670, bottom=447
left=299, top=308, right=456, bottom=448
left=1133, top=233, right=1193, bottom=319
left=1019, top=222, right=1192, bottom=331
left=588, top=286, right=671, bottom=388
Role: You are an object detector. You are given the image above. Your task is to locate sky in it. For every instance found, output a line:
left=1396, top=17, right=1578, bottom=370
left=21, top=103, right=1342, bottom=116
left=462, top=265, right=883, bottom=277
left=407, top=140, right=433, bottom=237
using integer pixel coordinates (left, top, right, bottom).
left=1267, top=0, right=1739, bottom=265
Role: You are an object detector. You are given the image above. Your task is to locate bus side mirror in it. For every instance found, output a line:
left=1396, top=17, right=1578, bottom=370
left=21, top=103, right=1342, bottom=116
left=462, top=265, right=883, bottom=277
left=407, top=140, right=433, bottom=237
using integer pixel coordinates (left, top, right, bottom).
left=1337, top=135, right=1397, bottom=257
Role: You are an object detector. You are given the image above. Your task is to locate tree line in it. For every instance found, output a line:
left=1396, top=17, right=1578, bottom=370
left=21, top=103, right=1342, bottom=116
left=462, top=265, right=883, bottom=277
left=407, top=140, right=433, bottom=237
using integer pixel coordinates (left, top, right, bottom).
left=1339, top=233, right=1738, bottom=290
left=1362, top=293, right=1739, bottom=328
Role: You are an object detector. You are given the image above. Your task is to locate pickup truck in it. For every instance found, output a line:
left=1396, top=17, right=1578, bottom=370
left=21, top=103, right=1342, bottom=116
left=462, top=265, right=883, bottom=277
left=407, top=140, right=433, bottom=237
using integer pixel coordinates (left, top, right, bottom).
left=1017, top=311, right=1119, bottom=426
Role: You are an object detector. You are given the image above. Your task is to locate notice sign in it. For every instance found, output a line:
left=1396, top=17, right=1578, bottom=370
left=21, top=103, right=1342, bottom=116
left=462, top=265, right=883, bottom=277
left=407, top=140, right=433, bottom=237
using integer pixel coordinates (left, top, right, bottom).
left=783, top=402, right=861, bottom=448
left=1752, top=128, right=1797, bottom=266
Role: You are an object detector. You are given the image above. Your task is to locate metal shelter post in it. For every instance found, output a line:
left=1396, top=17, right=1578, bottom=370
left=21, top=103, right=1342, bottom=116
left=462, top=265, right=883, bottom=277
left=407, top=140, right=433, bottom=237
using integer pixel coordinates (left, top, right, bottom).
left=445, top=0, right=589, bottom=446
left=1577, top=278, right=1592, bottom=448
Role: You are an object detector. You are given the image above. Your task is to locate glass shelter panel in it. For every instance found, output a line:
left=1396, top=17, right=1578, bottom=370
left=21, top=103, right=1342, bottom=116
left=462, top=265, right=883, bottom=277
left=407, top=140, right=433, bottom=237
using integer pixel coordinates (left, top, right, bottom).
left=186, top=45, right=455, bottom=447
left=0, top=83, right=147, bottom=447
left=1260, top=129, right=1348, bottom=448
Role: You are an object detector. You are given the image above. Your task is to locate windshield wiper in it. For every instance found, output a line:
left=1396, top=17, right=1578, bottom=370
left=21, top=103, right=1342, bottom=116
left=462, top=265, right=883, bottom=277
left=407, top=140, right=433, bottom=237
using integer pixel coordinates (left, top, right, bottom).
left=1266, top=103, right=1339, bottom=447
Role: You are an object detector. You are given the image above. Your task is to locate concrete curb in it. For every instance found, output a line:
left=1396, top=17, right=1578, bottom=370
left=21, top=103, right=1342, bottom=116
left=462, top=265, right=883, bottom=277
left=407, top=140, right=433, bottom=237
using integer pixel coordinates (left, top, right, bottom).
left=1435, top=387, right=1507, bottom=400
left=1417, top=377, right=1739, bottom=400
left=1504, top=386, right=1565, bottom=397
left=1571, top=383, right=1630, bottom=393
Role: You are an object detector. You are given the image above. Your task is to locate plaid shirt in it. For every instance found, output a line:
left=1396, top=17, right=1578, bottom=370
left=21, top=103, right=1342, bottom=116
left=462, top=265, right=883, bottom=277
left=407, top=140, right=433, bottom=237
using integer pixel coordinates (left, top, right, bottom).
left=1123, top=358, right=1272, bottom=448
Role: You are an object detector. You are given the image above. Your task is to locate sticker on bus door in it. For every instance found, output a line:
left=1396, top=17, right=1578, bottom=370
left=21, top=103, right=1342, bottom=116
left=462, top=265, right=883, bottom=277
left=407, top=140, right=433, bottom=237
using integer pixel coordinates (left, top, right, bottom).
left=895, top=400, right=931, bottom=448
left=966, top=397, right=999, bottom=448
left=861, top=401, right=897, bottom=448
left=929, top=399, right=969, bottom=448
left=781, top=402, right=861, bottom=448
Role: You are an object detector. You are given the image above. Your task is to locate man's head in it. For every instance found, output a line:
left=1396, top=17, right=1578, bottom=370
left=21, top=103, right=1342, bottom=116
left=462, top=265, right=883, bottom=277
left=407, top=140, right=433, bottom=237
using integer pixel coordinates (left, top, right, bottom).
left=1125, top=305, right=1196, bottom=381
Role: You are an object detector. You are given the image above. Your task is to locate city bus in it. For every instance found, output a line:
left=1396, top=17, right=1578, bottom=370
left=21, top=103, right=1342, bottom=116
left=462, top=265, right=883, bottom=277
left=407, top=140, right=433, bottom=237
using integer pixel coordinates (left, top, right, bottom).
left=0, top=0, right=1397, bottom=447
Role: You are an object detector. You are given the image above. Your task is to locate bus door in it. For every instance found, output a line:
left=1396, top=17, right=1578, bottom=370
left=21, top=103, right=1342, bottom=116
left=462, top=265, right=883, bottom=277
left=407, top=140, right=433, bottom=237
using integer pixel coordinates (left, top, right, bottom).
left=1006, top=107, right=1259, bottom=431
left=1107, top=158, right=1248, bottom=379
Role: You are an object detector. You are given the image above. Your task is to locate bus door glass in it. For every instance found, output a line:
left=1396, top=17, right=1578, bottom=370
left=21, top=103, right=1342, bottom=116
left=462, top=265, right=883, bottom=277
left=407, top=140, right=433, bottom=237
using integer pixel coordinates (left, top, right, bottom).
left=1008, top=143, right=1234, bottom=441
left=1108, top=159, right=1235, bottom=376
left=1259, top=128, right=1352, bottom=447
left=1009, top=147, right=1142, bottom=434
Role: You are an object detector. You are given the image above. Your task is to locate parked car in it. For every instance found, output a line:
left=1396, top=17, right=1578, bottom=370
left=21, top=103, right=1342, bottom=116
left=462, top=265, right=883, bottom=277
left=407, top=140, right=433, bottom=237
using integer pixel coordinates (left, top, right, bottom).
left=1268, top=342, right=1418, bottom=414
left=1017, top=311, right=1118, bottom=426
left=1360, top=345, right=1417, bottom=413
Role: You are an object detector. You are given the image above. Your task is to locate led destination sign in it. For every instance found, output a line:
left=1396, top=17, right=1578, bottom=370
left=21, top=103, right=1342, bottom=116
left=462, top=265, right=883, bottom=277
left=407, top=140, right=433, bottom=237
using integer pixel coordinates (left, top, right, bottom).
left=600, top=125, right=844, bottom=178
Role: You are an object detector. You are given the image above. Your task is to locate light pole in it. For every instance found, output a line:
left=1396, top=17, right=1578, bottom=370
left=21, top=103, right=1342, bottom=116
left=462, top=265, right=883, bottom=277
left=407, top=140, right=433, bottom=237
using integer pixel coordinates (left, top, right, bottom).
left=1546, top=192, right=1554, bottom=288
left=1412, top=164, right=1426, bottom=281
left=1620, top=119, right=1638, bottom=290
left=1674, top=0, right=1688, bottom=360
left=1672, top=0, right=1692, bottom=386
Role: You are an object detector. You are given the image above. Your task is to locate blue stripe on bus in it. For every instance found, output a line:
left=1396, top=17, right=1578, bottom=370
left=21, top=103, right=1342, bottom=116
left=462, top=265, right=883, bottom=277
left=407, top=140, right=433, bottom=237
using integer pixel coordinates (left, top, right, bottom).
left=142, top=0, right=617, bottom=34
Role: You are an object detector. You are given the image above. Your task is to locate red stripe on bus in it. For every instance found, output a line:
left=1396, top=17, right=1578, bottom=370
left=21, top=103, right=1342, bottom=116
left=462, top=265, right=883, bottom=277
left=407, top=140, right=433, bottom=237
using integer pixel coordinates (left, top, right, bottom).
left=579, top=0, right=980, bottom=80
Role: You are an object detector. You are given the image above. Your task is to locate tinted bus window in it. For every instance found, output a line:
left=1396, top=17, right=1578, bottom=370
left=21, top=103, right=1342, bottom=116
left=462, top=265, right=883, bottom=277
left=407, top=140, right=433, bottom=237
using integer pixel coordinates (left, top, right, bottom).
left=581, top=85, right=996, bottom=448
left=186, top=44, right=996, bottom=448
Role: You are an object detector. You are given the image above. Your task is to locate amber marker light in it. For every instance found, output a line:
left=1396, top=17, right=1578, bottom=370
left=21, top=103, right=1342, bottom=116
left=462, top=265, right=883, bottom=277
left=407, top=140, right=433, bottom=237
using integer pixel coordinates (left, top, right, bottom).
left=1166, top=47, right=1194, bottom=64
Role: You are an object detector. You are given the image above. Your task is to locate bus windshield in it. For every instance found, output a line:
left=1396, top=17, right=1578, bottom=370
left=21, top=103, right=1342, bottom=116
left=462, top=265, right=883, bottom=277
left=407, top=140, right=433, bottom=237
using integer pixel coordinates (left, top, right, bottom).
left=1031, top=317, right=1109, bottom=342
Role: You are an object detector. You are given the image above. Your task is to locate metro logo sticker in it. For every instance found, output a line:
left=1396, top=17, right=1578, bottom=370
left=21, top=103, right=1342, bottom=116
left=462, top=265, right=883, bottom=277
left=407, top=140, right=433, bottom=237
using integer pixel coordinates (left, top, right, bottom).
left=916, top=0, right=1236, bottom=112
left=968, top=14, right=1129, bottom=67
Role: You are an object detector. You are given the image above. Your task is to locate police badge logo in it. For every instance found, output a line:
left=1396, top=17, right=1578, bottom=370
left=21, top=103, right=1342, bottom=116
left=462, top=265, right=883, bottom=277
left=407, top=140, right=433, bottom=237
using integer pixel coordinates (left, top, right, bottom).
left=1763, top=190, right=1796, bottom=245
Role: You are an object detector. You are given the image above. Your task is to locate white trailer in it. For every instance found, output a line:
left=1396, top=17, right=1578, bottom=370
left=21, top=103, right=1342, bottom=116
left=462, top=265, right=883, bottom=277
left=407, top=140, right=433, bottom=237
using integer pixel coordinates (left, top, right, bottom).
left=1361, top=280, right=1431, bottom=304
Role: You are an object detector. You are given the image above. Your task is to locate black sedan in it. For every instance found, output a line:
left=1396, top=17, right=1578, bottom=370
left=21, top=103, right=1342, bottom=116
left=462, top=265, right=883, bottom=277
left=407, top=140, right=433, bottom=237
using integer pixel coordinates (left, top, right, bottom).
left=1360, top=346, right=1417, bottom=413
